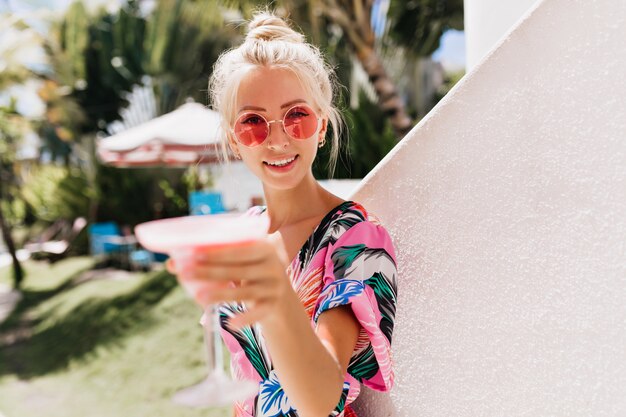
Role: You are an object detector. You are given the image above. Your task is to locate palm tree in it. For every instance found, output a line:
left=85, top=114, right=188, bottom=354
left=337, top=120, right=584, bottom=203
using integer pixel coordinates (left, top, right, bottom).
left=0, top=107, right=30, bottom=289
left=0, top=9, right=94, bottom=289
left=0, top=15, right=48, bottom=289
left=389, top=0, right=464, bottom=55
left=54, top=0, right=236, bottom=123
left=0, top=207, right=23, bottom=289
left=143, top=0, right=238, bottom=114
left=314, top=0, right=414, bottom=138
left=316, top=0, right=463, bottom=138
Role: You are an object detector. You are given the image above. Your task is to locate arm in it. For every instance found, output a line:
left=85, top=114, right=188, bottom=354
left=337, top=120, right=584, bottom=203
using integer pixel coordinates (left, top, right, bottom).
left=260, top=290, right=361, bottom=417
left=176, top=240, right=365, bottom=416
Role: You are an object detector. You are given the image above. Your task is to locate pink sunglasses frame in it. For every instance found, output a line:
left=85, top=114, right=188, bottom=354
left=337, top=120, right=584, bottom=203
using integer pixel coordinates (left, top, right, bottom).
left=231, top=104, right=323, bottom=147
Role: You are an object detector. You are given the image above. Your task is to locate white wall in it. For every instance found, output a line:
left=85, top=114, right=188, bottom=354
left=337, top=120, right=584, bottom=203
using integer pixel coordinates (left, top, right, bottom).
left=319, top=179, right=362, bottom=200
left=211, top=161, right=264, bottom=212
left=464, top=0, right=539, bottom=70
left=351, top=0, right=626, bottom=415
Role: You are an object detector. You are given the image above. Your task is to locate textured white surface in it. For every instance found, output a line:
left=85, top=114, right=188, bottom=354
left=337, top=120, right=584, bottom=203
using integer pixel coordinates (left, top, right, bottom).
left=464, top=0, right=539, bottom=70
left=350, top=0, right=626, bottom=415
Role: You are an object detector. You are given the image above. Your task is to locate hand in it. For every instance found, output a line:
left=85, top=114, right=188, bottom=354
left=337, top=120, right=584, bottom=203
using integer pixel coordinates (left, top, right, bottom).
left=167, top=239, right=291, bottom=330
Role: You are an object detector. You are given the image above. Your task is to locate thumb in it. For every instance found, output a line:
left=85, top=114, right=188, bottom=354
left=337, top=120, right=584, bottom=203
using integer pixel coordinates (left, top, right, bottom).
left=166, top=258, right=176, bottom=274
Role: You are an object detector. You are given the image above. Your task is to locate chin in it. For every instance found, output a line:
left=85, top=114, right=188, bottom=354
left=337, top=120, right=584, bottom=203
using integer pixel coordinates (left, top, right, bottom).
left=262, top=169, right=309, bottom=191
left=263, top=177, right=303, bottom=191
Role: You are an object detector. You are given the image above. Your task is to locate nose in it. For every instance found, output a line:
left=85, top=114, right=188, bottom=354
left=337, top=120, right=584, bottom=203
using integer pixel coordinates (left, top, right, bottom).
left=266, top=120, right=290, bottom=150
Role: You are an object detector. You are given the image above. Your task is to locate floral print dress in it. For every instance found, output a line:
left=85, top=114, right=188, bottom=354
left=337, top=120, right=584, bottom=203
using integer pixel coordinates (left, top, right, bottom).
left=218, top=200, right=398, bottom=417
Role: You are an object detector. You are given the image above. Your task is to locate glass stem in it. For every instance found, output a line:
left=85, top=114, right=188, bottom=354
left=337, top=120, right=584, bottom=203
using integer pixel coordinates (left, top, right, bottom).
left=203, top=304, right=224, bottom=376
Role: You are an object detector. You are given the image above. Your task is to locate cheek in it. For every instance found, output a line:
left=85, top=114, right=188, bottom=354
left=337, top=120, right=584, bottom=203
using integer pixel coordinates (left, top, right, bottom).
left=240, top=154, right=263, bottom=175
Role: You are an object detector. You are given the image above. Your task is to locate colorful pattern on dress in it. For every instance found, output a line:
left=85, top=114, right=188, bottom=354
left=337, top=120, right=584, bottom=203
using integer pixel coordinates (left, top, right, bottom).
left=218, top=201, right=398, bottom=417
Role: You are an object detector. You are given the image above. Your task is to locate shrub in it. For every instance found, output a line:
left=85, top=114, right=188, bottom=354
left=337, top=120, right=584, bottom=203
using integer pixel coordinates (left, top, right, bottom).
left=21, top=165, right=93, bottom=223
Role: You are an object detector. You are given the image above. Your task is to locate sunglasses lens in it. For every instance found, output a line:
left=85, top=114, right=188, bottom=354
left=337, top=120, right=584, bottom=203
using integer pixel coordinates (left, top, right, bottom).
left=284, top=105, right=319, bottom=140
left=234, top=113, right=268, bottom=146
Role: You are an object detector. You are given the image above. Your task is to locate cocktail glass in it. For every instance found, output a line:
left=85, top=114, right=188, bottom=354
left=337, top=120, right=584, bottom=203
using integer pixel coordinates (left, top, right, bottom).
left=135, top=213, right=268, bottom=407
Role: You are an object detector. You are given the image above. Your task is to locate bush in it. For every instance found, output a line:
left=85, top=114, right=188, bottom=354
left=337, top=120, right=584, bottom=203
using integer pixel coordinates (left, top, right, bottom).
left=95, top=165, right=189, bottom=226
left=21, top=165, right=93, bottom=223
left=313, top=91, right=398, bottom=179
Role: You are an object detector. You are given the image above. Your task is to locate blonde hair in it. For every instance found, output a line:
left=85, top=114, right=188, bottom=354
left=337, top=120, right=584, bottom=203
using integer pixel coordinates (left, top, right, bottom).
left=208, top=11, right=344, bottom=177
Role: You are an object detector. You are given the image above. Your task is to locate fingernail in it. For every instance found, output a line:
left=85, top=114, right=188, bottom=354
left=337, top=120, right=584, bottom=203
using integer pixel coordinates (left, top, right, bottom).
left=228, top=318, right=242, bottom=330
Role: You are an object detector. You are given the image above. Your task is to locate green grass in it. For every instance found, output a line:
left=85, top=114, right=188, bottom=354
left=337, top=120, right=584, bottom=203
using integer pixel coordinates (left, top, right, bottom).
left=0, top=258, right=230, bottom=417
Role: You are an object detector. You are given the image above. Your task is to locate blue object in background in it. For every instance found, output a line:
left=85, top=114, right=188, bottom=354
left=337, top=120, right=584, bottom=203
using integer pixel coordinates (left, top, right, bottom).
left=130, top=249, right=154, bottom=270
left=152, top=252, right=168, bottom=262
left=88, top=222, right=122, bottom=255
left=189, top=191, right=226, bottom=215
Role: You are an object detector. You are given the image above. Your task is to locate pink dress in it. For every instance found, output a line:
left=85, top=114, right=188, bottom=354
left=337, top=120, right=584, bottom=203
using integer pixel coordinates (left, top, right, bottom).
left=218, top=201, right=398, bottom=417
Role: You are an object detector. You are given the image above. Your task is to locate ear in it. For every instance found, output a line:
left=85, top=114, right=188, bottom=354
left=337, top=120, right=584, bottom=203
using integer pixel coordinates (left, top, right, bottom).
left=319, top=118, right=328, bottom=138
left=227, top=133, right=240, bottom=157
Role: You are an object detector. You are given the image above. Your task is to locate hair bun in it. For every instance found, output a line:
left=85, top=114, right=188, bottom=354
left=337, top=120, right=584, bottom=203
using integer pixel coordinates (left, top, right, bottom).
left=246, top=12, right=305, bottom=43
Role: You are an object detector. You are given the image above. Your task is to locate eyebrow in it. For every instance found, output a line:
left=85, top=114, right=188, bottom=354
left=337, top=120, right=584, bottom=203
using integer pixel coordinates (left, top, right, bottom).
left=238, top=99, right=307, bottom=113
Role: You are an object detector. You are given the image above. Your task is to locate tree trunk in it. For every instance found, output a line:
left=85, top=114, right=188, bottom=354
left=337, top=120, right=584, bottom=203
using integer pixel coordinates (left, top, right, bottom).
left=320, top=1, right=414, bottom=140
left=83, top=134, right=100, bottom=224
left=356, top=45, right=414, bottom=138
left=0, top=200, right=24, bottom=290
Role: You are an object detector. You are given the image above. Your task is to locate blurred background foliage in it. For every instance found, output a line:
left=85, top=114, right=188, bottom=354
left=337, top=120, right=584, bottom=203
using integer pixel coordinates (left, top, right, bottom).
left=21, top=165, right=92, bottom=223
left=313, top=91, right=398, bottom=179
left=0, top=0, right=465, bottom=288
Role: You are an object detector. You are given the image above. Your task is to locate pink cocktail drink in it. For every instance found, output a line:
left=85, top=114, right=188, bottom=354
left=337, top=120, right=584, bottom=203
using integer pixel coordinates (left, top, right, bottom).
left=135, top=213, right=269, bottom=407
left=135, top=213, right=268, bottom=258
left=136, top=214, right=269, bottom=296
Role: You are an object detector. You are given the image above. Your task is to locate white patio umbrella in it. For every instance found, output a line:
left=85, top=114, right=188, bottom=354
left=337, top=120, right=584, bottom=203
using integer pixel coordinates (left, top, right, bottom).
left=97, top=103, right=232, bottom=167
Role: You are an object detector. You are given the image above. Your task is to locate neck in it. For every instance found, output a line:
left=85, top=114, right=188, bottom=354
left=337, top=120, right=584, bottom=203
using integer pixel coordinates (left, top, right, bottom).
left=262, top=171, right=342, bottom=234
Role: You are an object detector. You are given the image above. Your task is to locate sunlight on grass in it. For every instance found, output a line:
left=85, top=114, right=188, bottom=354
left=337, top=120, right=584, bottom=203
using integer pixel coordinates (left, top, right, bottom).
left=0, top=257, right=95, bottom=290
left=0, top=258, right=231, bottom=417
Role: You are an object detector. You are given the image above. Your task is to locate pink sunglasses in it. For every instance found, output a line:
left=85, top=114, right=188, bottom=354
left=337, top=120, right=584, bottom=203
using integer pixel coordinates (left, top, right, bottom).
left=232, top=104, right=322, bottom=147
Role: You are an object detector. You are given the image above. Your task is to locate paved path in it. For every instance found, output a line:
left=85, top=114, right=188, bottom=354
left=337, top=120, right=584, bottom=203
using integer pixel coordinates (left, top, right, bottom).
left=0, top=249, right=30, bottom=269
left=0, top=250, right=29, bottom=324
left=0, top=283, right=22, bottom=324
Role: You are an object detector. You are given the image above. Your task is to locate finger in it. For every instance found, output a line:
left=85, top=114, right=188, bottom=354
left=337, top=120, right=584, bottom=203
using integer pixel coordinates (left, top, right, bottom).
left=197, top=282, right=275, bottom=304
left=166, top=258, right=176, bottom=274
left=182, top=279, right=229, bottom=304
left=194, top=239, right=272, bottom=264
left=197, top=282, right=277, bottom=305
left=185, top=280, right=231, bottom=293
left=181, top=263, right=266, bottom=283
left=228, top=300, right=274, bottom=330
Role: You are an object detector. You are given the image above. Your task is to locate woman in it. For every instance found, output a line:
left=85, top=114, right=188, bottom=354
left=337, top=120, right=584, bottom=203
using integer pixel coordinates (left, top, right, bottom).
left=170, top=11, right=398, bottom=417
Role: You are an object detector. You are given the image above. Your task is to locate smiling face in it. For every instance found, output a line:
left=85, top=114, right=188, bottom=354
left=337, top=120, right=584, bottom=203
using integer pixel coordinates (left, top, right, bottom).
left=228, top=66, right=327, bottom=191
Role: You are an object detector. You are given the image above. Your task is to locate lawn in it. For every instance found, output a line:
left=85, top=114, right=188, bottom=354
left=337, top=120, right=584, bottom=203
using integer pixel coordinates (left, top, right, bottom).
left=0, top=257, right=230, bottom=417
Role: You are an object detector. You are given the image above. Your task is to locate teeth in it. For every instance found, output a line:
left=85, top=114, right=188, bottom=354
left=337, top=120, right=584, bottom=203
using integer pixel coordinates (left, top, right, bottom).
left=267, top=156, right=296, bottom=166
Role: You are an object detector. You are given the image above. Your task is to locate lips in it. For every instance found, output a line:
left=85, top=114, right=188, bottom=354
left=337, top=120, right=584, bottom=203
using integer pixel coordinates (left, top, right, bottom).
left=263, top=154, right=298, bottom=166
left=263, top=155, right=299, bottom=172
